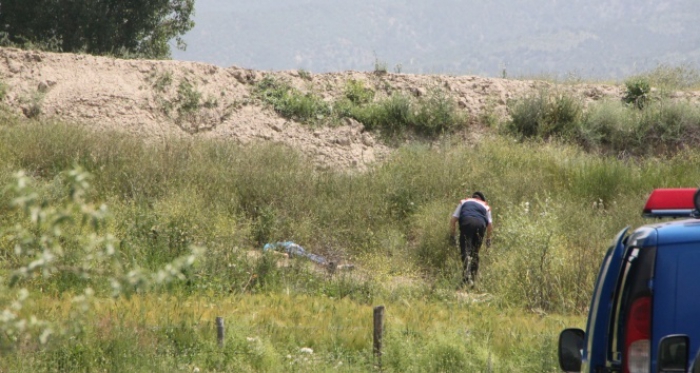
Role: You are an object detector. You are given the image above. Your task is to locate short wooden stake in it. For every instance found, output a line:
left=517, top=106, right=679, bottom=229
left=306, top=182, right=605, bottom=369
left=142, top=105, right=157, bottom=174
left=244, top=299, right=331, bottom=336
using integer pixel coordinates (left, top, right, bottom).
left=373, top=305, right=385, bottom=368
left=216, top=316, right=225, bottom=347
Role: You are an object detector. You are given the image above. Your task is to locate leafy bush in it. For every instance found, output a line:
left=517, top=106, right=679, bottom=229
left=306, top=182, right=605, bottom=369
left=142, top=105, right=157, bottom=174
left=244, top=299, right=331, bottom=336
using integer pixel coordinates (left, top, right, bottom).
left=574, top=99, right=700, bottom=156
left=254, top=76, right=330, bottom=123
left=575, top=100, right=637, bottom=152
left=255, top=77, right=467, bottom=139
left=638, top=100, right=700, bottom=151
left=622, top=77, right=651, bottom=109
left=177, top=80, right=202, bottom=114
left=343, top=89, right=467, bottom=137
left=344, top=79, right=375, bottom=105
left=0, top=167, right=202, bottom=346
left=343, top=92, right=412, bottom=135
left=414, top=88, right=468, bottom=136
left=279, top=91, right=331, bottom=122
left=506, top=89, right=582, bottom=139
left=375, top=92, right=414, bottom=133
left=506, top=93, right=545, bottom=138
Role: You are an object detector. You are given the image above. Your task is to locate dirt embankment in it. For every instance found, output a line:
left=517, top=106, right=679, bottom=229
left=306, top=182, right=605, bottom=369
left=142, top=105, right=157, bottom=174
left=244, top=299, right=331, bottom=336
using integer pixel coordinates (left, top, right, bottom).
left=3, top=47, right=697, bottom=171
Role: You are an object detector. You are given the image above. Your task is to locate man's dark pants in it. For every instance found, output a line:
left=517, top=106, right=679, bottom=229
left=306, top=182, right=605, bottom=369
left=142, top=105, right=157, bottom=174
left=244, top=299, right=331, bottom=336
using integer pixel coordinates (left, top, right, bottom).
left=459, top=217, right=486, bottom=285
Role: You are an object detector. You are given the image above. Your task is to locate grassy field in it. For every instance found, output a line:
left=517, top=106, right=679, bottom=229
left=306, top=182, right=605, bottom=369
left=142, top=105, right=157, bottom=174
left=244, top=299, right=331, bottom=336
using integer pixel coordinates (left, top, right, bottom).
left=2, top=87, right=700, bottom=372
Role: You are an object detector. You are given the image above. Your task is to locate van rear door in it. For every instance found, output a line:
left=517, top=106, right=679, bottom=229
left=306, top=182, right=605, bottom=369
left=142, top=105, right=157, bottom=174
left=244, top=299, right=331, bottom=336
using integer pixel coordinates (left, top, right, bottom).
left=582, top=227, right=629, bottom=372
left=653, top=238, right=700, bottom=371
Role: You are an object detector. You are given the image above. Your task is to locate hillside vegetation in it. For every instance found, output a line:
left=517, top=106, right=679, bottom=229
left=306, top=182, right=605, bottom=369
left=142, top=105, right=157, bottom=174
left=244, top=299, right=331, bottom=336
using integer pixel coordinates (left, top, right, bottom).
left=2, top=49, right=700, bottom=372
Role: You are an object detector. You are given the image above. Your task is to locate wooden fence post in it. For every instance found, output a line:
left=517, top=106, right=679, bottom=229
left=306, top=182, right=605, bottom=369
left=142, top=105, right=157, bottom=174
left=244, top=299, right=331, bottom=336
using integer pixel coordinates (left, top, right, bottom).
left=216, top=316, right=225, bottom=347
left=373, top=305, right=385, bottom=368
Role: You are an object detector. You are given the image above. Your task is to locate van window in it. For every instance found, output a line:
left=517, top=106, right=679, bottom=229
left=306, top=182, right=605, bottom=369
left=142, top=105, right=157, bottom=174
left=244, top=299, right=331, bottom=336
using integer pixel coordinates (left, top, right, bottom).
left=608, top=246, right=656, bottom=368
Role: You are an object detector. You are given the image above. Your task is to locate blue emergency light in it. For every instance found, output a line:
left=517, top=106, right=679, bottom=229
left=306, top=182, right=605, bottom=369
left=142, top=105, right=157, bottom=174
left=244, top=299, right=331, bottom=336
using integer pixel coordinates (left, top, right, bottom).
left=642, top=188, right=700, bottom=218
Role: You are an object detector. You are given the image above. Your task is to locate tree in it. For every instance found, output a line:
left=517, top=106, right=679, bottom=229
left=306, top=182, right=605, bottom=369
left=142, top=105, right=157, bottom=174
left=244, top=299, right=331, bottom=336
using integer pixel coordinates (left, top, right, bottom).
left=0, top=0, right=195, bottom=59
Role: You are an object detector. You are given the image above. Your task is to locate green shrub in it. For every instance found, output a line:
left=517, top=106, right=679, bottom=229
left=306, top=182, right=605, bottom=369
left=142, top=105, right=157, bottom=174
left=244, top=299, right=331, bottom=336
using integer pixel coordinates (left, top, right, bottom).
left=377, top=92, right=413, bottom=132
left=576, top=100, right=635, bottom=152
left=414, top=88, right=468, bottom=136
left=543, top=93, right=582, bottom=137
left=638, top=100, right=700, bottom=152
left=278, top=91, right=331, bottom=122
left=347, top=92, right=412, bottom=135
left=564, top=98, right=700, bottom=156
left=153, top=71, right=173, bottom=92
left=254, top=76, right=330, bottom=123
left=255, top=77, right=466, bottom=139
left=506, top=90, right=582, bottom=139
left=297, top=68, right=312, bottom=81
left=177, top=80, right=202, bottom=114
left=341, top=89, right=467, bottom=137
left=506, top=93, right=545, bottom=138
left=344, top=79, right=375, bottom=105
left=623, top=77, right=651, bottom=109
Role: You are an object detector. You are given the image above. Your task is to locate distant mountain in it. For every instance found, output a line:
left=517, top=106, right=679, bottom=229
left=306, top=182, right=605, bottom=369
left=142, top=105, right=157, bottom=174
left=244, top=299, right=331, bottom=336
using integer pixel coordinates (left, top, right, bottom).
left=172, top=0, right=700, bottom=79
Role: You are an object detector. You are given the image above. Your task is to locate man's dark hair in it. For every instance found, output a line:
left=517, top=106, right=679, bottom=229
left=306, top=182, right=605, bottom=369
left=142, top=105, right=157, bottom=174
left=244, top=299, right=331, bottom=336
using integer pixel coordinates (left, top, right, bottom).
left=472, top=191, right=486, bottom=201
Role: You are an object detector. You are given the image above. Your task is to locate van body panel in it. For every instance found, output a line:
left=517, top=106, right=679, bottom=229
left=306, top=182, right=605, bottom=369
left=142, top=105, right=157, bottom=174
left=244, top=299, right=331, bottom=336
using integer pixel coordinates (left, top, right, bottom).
left=652, top=243, right=700, bottom=372
left=651, top=219, right=700, bottom=245
left=581, top=227, right=629, bottom=372
left=675, top=248, right=700, bottom=357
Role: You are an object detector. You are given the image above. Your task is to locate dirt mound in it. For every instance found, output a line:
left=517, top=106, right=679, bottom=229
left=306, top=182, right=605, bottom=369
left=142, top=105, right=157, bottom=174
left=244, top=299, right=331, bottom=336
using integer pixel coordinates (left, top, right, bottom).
left=2, top=47, right=697, bottom=170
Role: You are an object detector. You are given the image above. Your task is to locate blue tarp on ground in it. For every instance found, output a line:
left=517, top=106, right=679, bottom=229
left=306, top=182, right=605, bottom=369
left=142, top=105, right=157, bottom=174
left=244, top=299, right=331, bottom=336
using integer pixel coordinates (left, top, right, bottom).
left=262, top=241, right=328, bottom=265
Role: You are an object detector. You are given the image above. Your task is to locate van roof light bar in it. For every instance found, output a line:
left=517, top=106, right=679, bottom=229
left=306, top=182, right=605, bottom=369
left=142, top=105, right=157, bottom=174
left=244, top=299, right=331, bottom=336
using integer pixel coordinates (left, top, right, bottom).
left=642, top=188, right=700, bottom=218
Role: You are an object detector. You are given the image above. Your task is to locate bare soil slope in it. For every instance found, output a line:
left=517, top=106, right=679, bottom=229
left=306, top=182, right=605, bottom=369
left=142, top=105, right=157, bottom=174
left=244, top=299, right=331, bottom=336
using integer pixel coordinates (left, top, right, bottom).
left=2, top=47, right=697, bottom=170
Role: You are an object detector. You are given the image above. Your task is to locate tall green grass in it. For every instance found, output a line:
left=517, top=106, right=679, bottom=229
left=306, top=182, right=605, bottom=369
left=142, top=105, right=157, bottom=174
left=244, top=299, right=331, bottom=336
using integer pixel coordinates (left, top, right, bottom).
left=0, top=293, right=578, bottom=373
left=631, top=63, right=700, bottom=92
left=3, top=121, right=696, bottom=307
left=506, top=89, right=700, bottom=156
left=4, top=116, right=700, bottom=371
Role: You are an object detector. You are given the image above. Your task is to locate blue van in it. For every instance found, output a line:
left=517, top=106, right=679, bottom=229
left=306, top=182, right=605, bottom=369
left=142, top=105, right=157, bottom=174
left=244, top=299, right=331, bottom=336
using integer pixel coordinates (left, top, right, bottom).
left=558, top=188, right=700, bottom=373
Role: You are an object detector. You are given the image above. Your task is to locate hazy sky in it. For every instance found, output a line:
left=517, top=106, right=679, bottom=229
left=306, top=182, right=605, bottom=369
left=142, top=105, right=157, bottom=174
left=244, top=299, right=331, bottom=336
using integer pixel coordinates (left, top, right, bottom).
left=172, top=0, right=700, bottom=79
